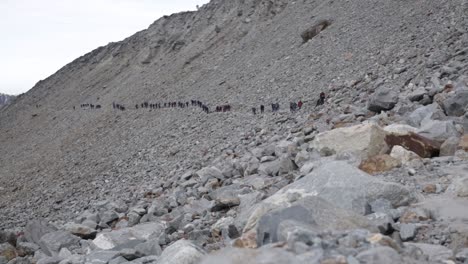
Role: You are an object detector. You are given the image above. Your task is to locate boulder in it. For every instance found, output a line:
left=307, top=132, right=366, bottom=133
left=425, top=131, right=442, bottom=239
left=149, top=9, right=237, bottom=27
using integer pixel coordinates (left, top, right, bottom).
left=38, top=231, right=80, bottom=256
left=383, top=124, right=418, bottom=135
left=404, top=243, right=453, bottom=262
left=442, top=90, right=468, bottom=116
left=310, top=123, right=388, bottom=159
left=127, top=256, right=159, bottom=264
left=389, top=146, right=421, bottom=165
left=407, top=103, right=446, bottom=127
left=258, top=160, right=281, bottom=176
left=196, top=166, right=224, bottom=185
left=85, top=250, right=120, bottom=264
left=440, top=136, right=461, bottom=156
left=0, top=243, right=17, bottom=261
left=92, top=222, right=164, bottom=250
left=459, top=134, right=468, bottom=151
left=408, top=88, right=428, bottom=102
left=454, top=177, right=468, bottom=197
left=358, top=154, right=401, bottom=174
left=24, top=220, right=57, bottom=245
left=255, top=196, right=376, bottom=246
left=417, top=120, right=459, bottom=143
left=200, top=247, right=301, bottom=264
left=99, top=211, right=119, bottom=226
left=368, top=88, right=399, bottom=112
left=16, top=242, right=39, bottom=257
left=385, top=132, right=441, bottom=158
left=455, top=248, right=468, bottom=262
left=63, top=223, right=97, bottom=239
left=274, top=140, right=296, bottom=157
left=243, top=161, right=418, bottom=233
left=0, top=231, right=15, bottom=247
left=158, top=240, right=205, bottom=264
left=399, top=223, right=418, bottom=241
left=134, top=240, right=162, bottom=257
left=356, top=247, right=402, bottom=264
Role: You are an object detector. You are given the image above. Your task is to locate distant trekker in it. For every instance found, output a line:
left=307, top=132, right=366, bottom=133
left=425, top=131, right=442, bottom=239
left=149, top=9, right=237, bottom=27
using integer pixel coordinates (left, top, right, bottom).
left=316, top=92, right=326, bottom=106
left=298, top=100, right=303, bottom=109
left=252, top=107, right=257, bottom=115
left=260, top=105, right=264, bottom=113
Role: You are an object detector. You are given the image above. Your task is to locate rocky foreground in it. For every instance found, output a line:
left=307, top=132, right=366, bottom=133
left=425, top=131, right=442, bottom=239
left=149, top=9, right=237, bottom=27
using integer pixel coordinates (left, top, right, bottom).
left=2, top=77, right=468, bottom=263
left=1, top=0, right=468, bottom=263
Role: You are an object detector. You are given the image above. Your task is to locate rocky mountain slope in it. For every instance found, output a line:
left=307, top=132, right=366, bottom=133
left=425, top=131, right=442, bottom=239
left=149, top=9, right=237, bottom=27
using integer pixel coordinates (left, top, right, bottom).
left=1, top=0, right=468, bottom=263
left=0, top=94, right=15, bottom=108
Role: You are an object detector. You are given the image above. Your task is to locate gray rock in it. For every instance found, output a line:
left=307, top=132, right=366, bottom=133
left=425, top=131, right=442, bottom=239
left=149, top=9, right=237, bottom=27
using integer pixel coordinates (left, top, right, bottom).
left=443, top=90, right=468, bottom=116
left=38, top=231, right=80, bottom=256
left=127, top=212, right=142, bottom=227
left=408, top=88, right=428, bottom=102
left=258, top=160, right=281, bottom=176
left=16, top=242, right=40, bottom=256
left=356, top=247, right=402, bottom=264
left=440, top=136, right=460, bottom=156
left=455, top=248, right=468, bottom=262
left=407, top=103, right=445, bottom=127
left=210, top=185, right=241, bottom=212
left=127, top=256, right=158, bottom=264
left=211, top=217, right=239, bottom=240
left=92, top=222, right=164, bottom=250
left=6, top=257, right=33, bottom=264
left=36, top=256, right=63, bottom=264
left=369, top=199, right=393, bottom=214
left=108, top=256, right=128, bottom=264
left=274, top=140, right=296, bottom=157
left=99, top=211, right=119, bottom=226
left=399, top=224, right=418, bottom=241
left=0, top=231, right=16, bottom=247
left=278, top=156, right=298, bottom=175
left=24, top=220, right=57, bottom=245
left=63, top=223, right=97, bottom=239
left=134, top=239, right=162, bottom=257
left=85, top=251, right=120, bottom=264
left=235, top=192, right=263, bottom=231
left=366, top=213, right=394, bottom=234
left=0, top=256, right=7, bottom=264
left=454, top=177, right=468, bottom=197
left=417, top=120, right=459, bottom=143
left=404, top=243, right=453, bottom=262
left=0, top=243, right=16, bottom=262
left=200, top=247, right=301, bottom=264
left=368, top=88, right=398, bottom=112
left=158, top=240, right=205, bottom=264
left=256, top=196, right=376, bottom=246
left=196, top=167, right=224, bottom=185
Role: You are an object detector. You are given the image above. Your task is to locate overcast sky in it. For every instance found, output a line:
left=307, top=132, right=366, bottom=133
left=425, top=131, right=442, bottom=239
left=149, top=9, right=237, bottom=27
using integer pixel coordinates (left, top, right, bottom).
left=0, top=0, right=210, bottom=95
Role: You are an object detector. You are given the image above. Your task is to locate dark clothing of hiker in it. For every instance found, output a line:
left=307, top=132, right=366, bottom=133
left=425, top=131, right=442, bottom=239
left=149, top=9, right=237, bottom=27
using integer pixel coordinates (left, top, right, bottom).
left=316, top=92, right=326, bottom=106
left=260, top=105, right=264, bottom=113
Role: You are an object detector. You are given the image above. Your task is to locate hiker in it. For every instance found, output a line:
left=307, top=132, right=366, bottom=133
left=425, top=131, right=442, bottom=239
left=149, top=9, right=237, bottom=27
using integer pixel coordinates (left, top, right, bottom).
left=316, top=92, right=326, bottom=106
left=260, top=105, right=264, bottom=113
left=298, top=100, right=303, bottom=109
left=252, top=107, right=257, bottom=115
left=290, top=102, right=297, bottom=112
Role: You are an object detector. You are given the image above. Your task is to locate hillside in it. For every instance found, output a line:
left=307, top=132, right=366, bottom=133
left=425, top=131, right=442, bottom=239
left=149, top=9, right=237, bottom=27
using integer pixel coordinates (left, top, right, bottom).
left=0, top=93, right=15, bottom=108
left=1, top=0, right=468, bottom=263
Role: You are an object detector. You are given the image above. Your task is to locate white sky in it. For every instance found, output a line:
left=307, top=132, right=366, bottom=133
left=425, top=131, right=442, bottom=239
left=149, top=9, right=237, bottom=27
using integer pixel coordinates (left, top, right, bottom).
left=0, top=0, right=210, bottom=95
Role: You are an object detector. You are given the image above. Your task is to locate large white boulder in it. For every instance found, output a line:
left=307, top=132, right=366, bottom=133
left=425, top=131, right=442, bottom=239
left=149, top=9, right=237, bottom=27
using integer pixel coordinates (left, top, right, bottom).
left=310, top=123, right=388, bottom=159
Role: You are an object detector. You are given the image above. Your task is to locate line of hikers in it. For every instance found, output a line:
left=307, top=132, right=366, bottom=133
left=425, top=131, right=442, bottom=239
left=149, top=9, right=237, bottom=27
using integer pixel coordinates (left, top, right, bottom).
left=77, top=92, right=327, bottom=114
left=112, top=103, right=126, bottom=111
left=80, top=103, right=102, bottom=110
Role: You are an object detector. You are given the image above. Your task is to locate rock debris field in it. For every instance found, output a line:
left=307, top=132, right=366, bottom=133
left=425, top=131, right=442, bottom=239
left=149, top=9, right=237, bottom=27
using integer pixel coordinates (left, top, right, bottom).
left=1, top=0, right=468, bottom=263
